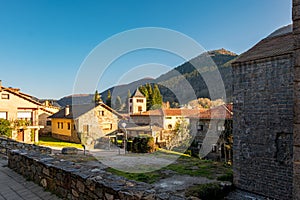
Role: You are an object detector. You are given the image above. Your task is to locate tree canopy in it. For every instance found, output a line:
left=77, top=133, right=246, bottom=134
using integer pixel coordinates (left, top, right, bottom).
left=106, top=90, right=112, bottom=107
left=139, top=84, right=163, bottom=110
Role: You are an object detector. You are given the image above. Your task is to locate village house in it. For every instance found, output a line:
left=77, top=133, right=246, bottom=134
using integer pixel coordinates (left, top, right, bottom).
left=126, top=88, right=233, bottom=156
left=48, top=102, right=123, bottom=147
left=189, top=104, right=233, bottom=161
left=0, top=80, right=59, bottom=143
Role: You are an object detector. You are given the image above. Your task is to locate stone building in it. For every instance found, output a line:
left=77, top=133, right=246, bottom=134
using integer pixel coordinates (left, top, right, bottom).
left=232, top=1, right=300, bottom=199
left=49, top=103, right=123, bottom=145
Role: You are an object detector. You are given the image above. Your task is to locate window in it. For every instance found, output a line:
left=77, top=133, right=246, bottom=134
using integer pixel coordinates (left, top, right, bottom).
left=67, top=122, right=71, bottom=130
left=61, top=122, right=63, bottom=129
left=138, top=106, right=142, bottom=112
left=165, top=117, right=172, bottom=119
left=217, top=124, right=225, bottom=131
left=73, top=125, right=76, bottom=130
left=103, top=123, right=113, bottom=130
left=46, top=120, right=51, bottom=126
left=197, top=125, right=204, bottom=131
left=17, top=111, right=32, bottom=119
left=83, top=125, right=89, bottom=133
left=1, top=94, right=9, bottom=99
left=137, top=99, right=144, bottom=103
left=129, top=99, right=132, bottom=103
left=212, top=144, right=217, bottom=152
left=168, top=124, right=173, bottom=129
left=0, top=112, right=7, bottom=119
left=57, top=122, right=60, bottom=129
left=99, top=111, right=104, bottom=116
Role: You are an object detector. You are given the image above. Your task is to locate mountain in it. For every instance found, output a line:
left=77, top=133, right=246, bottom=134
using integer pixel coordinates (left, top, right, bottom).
left=57, top=94, right=94, bottom=107
left=155, top=48, right=237, bottom=104
left=56, top=78, right=154, bottom=107
left=57, top=48, right=237, bottom=108
left=100, top=77, right=154, bottom=103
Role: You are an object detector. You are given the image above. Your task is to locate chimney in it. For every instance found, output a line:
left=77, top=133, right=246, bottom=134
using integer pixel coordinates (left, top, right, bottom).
left=65, top=105, right=70, bottom=116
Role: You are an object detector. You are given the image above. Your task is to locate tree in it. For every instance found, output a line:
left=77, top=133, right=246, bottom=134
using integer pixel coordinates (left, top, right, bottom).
left=166, top=118, right=191, bottom=151
left=125, top=89, right=131, bottom=112
left=139, top=84, right=163, bottom=110
left=106, top=90, right=112, bottom=107
left=114, top=96, right=122, bottom=111
left=151, top=84, right=163, bottom=109
left=93, top=90, right=102, bottom=103
left=0, top=119, right=11, bottom=137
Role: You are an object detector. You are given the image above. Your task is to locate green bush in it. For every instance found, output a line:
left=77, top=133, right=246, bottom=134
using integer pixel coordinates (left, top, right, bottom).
left=130, top=135, right=156, bottom=153
left=0, top=119, right=11, bottom=137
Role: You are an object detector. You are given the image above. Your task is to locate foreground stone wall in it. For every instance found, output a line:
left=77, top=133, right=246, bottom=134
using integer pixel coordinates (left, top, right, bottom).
left=294, top=0, right=300, bottom=199
left=8, top=150, right=156, bottom=200
left=0, top=137, right=51, bottom=155
left=232, top=56, right=294, bottom=200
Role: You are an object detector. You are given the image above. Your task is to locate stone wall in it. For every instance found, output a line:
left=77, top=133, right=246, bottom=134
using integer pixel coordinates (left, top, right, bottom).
left=293, top=0, right=300, bottom=199
left=0, top=136, right=51, bottom=155
left=232, top=56, right=294, bottom=200
left=8, top=150, right=156, bottom=200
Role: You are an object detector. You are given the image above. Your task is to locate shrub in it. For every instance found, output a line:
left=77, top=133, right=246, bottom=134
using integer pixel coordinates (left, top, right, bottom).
left=130, top=135, right=156, bottom=153
left=0, top=119, right=11, bottom=137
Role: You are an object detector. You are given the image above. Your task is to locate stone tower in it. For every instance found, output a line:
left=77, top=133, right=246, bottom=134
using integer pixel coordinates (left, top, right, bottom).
left=293, top=0, right=300, bottom=199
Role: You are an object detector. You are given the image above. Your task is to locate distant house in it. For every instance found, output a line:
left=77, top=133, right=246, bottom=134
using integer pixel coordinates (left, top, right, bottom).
left=188, top=104, right=233, bottom=160
left=0, top=81, right=59, bottom=143
left=48, top=102, right=123, bottom=145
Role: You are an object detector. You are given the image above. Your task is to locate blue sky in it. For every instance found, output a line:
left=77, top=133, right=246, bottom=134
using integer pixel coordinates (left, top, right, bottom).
left=0, top=0, right=292, bottom=99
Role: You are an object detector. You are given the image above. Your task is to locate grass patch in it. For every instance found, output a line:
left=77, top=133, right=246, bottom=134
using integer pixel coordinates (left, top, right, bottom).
left=185, top=182, right=225, bottom=200
left=106, top=149, right=233, bottom=184
left=36, top=136, right=83, bottom=149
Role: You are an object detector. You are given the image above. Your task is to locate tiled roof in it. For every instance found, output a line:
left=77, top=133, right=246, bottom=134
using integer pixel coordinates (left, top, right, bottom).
left=193, top=104, right=233, bottom=119
left=131, top=88, right=145, bottom=98
left=48, top=103, right=123, bottom=119
left=233, top=25, right=293, bottom=63
left=130, top=105, right=232, bottom=119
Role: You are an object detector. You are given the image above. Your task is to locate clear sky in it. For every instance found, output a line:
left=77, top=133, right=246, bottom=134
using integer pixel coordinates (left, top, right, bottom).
left=0, top=0, right=292, bottom=99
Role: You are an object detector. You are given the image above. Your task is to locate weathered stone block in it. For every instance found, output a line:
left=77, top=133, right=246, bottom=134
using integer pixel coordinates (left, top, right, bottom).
left=61, top=147, right=78, bottom=155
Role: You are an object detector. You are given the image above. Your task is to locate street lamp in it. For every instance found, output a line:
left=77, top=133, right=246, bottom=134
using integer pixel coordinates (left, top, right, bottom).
left=121, top=122, right=127, bottom=155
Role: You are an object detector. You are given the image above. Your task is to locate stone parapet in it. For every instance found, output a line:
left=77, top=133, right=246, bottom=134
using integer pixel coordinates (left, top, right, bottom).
left=8, top=150, right=156, bottom=200
left=0, top=137, right=51, bottom=155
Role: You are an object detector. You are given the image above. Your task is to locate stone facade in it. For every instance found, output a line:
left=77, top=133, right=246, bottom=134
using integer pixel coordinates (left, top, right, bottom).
left=232, top=55, right=294, bottom=199
left=50, top=103, right=122, bottom=147
left=294, top=0, right=300, bottom=199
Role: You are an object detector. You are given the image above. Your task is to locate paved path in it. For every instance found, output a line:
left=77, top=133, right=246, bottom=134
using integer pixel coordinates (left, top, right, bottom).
left=0, top=156, right=60, bottom=200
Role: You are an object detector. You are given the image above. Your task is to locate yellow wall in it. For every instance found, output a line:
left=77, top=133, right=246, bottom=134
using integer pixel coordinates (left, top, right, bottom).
left=51, top=118, right=73, bottom=136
